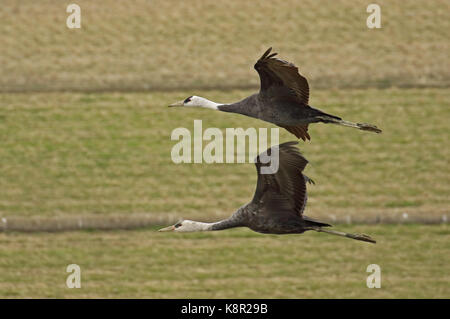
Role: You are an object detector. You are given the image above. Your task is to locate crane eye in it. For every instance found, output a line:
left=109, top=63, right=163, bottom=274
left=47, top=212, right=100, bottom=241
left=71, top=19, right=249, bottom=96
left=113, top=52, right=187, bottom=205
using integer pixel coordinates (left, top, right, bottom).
left=184, top=96, right=193, bottom=103
left=174, top=222, right=182, bottom=228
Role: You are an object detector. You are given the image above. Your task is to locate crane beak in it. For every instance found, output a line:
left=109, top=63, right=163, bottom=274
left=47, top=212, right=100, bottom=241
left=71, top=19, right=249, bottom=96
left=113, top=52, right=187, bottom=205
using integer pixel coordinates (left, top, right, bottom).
left=168, top=100, right=184, bottom=107
left=158, top=225, right=175, bottom=232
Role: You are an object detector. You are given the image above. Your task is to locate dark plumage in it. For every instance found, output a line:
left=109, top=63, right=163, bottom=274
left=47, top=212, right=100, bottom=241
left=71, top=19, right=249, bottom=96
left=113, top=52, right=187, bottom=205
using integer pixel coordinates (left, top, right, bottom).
left=170, top=48, right=382, bottom=141
left=231, top=141, right=329, bottom=234
left=159, top=142, right=376, bottom=244
left=218, top=47, right=382, bottom=140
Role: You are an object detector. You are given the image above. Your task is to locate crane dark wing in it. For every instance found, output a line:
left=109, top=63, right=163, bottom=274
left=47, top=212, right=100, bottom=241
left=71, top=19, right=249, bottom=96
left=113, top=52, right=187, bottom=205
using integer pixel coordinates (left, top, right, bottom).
left=254, top=47, right=309, bottom=105
left=251, top=141, right=311, bottom=216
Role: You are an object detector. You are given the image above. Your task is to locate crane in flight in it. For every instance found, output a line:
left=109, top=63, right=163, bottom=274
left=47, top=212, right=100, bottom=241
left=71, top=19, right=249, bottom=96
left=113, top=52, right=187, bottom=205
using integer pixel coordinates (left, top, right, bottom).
left=169, top=47, right=382, bottom=141
left=159, top=142, right=376, bottom=244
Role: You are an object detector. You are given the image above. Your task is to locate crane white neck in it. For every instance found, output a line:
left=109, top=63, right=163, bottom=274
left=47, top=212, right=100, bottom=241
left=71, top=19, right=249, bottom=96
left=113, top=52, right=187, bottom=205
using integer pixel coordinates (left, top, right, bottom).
left=175, top=220, right=217, bottom=232
left=188, top=96, right=223, bottom=110
left=175, top=218, right=240, bottom=232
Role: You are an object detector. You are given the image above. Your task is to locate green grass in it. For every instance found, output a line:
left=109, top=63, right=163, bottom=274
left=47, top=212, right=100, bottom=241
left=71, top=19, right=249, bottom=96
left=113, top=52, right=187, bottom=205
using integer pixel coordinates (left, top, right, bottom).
left=0, top=225, right=448, bottom=298
left=1, top=0, right=449, bottom=92
left=1, top=0, right=448, bottom=299
left=0, top=88, right=449, bottom=222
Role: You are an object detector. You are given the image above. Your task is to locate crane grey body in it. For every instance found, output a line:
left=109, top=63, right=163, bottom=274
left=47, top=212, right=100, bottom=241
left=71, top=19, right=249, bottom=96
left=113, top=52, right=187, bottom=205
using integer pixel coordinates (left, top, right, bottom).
left=169, top=47, right=382, bottom=141
left=159, top=142, right=376, bottom=244
left=218, top=94, right=325, bottom=127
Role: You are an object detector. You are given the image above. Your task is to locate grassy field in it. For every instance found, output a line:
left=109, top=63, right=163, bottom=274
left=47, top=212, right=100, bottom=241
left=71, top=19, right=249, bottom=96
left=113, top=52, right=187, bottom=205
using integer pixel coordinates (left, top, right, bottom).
left=0, top=224, right=448, bottom=298
left=1, top=88, right=449, bottom=223
left=1, top=0, right=449, bottom=92
left=0, top=0, right=448, bottom=300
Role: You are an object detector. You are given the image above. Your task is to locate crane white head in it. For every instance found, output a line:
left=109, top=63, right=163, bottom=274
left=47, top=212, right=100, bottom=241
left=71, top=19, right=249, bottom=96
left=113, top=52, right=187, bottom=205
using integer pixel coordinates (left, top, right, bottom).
left=168, top=96, right=221, bottom=110
left=158, top=219, right=211, bottom=232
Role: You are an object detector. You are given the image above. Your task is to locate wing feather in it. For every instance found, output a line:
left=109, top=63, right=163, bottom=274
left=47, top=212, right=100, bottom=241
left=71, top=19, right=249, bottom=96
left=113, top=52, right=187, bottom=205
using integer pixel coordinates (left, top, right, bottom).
left=252, top=141, right=311, bottom=216
left=254, top=47, right=310, bottom=105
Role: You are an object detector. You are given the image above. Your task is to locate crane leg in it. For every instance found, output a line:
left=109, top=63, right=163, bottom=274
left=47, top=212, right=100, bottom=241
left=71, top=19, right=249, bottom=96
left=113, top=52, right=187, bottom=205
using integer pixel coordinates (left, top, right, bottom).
left=316, top=116, right=382, bottom=134
left=312, top=227, right=376, bottom=244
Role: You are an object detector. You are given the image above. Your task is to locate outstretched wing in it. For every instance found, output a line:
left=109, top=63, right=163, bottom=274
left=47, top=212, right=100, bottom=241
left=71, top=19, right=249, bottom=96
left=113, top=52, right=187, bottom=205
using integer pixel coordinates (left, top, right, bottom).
left=251, top=141, right=311, bottom=216
left=254, top=47, right=309, bottom=105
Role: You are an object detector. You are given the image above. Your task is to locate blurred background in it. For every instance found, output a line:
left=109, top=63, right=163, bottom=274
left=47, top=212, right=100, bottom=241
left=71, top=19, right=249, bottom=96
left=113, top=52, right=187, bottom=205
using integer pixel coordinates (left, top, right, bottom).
left=1, top=0, right=449, bottom=92
left=0, top=0, right=448, bottom=298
